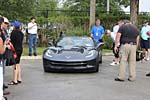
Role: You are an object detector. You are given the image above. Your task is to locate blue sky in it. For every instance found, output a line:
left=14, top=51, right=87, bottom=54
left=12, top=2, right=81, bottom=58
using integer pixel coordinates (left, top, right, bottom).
left=123, top=0, right=150, bottom=12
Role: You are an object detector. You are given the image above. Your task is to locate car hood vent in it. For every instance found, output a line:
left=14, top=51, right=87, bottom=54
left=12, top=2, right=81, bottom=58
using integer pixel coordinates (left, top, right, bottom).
left=61, top=48, right=85, bottom=54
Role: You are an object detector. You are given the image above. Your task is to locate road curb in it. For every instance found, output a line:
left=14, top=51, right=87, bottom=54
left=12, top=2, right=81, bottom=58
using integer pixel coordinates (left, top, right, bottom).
left=21, top=55, right=42, bottom=59
left=102, top=53, right=113, bottom=56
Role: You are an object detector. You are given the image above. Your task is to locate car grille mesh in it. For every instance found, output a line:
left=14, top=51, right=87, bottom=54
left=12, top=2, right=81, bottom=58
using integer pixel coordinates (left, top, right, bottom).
left=48, top=61, right=87, bottom=66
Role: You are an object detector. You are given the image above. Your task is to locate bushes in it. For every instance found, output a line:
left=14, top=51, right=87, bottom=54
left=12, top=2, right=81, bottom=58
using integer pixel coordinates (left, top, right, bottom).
left=36, top=14, right=150, bottom=49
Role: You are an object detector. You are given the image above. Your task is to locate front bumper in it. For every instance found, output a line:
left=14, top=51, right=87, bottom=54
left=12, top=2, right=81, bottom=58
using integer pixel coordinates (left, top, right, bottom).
left=43, top=58, right=98, bottom=72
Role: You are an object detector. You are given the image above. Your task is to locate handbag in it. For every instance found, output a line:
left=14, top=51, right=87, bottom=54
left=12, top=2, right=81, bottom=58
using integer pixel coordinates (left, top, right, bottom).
left=4, top=41, right=17, bottom=66
left=4, top=49, right=16, bottom=66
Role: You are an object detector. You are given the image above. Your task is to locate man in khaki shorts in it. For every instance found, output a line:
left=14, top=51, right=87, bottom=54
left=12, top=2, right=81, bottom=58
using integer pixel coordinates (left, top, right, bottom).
left=114, top=20, right=139, bottom=82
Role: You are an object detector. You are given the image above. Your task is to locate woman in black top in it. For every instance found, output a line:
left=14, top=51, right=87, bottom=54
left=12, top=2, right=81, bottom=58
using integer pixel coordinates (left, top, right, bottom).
left=8, top=21, right=24, bottom=85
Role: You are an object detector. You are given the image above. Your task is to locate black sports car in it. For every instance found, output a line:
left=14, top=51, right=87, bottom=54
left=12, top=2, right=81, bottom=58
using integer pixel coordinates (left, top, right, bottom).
left=43, top=36, right=104, bottom=72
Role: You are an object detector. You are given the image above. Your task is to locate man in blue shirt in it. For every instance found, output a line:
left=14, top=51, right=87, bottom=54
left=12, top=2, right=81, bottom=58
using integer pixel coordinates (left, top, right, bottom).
left=90, top=19, right=104, bottom=44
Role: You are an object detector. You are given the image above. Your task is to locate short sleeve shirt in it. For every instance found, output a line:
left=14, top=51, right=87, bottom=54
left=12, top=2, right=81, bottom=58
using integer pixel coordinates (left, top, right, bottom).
left=141, top=25, right=150, bottom=40
left=90, top=25, right=104, bottom=41
left=118, top=24, right=139, bottom=44
left=28, top=22, right=37, bottom=34
left=113, top=25, right=119, bottom=33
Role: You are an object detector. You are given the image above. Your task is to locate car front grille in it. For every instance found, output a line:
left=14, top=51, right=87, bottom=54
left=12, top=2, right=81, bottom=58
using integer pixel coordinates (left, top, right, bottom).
left=50, top=61, right=87, bottom=66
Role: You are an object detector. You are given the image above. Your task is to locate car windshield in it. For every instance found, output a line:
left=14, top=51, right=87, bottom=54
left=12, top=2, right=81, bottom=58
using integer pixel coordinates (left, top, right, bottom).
left=56, top=37, right=94, bottom=47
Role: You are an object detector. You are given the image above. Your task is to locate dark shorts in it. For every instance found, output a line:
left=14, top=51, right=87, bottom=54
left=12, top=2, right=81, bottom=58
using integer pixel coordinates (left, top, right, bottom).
left=15, top=50, right=23, bottom=64
left=112, top=43, right=119, bottom=58
left=140, top=38, right=150, bottom=49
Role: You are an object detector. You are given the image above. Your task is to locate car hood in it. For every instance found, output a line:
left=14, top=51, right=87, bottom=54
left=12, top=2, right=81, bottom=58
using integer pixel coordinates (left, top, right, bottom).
left=43, top=46, right=98, bottom=61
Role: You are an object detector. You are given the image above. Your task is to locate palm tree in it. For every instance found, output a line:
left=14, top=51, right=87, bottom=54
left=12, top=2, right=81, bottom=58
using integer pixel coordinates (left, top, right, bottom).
left=130, top=0, right=139, bottom=26
left=89, top=0, right=96, bottom=30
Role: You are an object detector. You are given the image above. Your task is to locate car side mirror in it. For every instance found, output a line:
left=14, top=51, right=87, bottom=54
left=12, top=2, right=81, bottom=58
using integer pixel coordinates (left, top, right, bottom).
left=95, top=42, right=104, bottom=50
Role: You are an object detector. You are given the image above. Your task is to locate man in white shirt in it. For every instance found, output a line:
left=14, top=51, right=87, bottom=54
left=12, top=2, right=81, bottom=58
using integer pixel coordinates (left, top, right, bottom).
left=113, top=20, right=123, bottom=33
left=28, top=17, right=38, bottom=56
left=106, top=30, right=120, bottom=66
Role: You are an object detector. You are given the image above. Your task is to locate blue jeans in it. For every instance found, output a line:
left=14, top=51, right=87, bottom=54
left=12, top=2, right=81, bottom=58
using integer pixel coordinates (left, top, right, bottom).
left=0, top=61, right=3, bottom=99
left=28, top=34, right=37, bottom=54
left=2, top=59, right=6, bottom=75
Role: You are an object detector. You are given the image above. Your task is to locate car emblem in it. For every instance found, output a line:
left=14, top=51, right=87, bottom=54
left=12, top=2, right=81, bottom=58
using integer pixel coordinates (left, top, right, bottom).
left=65, top=56, right=71, bottom=59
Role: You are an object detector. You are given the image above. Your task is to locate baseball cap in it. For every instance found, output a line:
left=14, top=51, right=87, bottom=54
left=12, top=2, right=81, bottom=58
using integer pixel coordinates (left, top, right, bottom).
left=123, top=19, right=130, bottom=24
left=143, top=20, right=149, bottom=23
left=106, top=30, right=111, bottom=33
left=3, top=17, right=9, bottom=24
left=12, top=21, right=21, bottom=27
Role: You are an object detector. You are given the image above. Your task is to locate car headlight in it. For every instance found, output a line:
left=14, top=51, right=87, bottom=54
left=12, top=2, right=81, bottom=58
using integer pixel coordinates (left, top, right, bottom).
left=45, top=49, right=53, bottom=57
left=86, top=50, right=95, bottom=58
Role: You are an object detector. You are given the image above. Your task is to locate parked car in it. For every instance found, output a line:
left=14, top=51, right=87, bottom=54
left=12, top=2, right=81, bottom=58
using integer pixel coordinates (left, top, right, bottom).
left=43, top=36, right=104, bottom=72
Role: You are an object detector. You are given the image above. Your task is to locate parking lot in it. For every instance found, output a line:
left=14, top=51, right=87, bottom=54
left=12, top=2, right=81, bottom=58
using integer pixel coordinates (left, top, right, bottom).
left=5, top=55, right=150, bottom=100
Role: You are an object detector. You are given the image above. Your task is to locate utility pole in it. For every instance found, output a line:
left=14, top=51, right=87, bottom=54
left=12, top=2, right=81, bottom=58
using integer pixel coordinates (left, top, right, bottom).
left=107, top=0, right=110, bottom=14
left=89, top=0, right=96, bottom=30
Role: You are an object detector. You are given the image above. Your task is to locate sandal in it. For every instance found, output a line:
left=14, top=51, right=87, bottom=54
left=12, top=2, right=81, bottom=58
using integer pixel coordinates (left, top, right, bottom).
left=8, top=81, right=18, bottom=85
left=17, top=80, right=22, bottom=84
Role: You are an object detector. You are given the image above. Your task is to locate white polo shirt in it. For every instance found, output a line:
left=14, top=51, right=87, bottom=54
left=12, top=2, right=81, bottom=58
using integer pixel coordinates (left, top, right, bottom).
left=28, top=22, right=37, bottom=34
left=110, top=32, right=120, bottom=46
left=113, top=25, right=119, bottom=33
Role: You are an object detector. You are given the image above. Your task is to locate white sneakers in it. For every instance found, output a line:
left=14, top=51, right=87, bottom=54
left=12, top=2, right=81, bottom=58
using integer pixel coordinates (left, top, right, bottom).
left=143, top=57, right=150, bottom=61
left=146, top=57, right=150, bottom=61
left=110, top=61, right=119, bottom=66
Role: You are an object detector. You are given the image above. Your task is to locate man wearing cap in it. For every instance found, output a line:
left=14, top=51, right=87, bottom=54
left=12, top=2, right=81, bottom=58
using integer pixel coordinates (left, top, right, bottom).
left=140, top=20, right=150, bottom=77
left=106, top=20, right=123, bottom=66
left=106, top=30, right=120, bottom=66
left=114, top=20, right=139, bottom=82
left=27, top=17, right=38, bottom=56
left=8, top=21, right=24, bottom=85
left=140, top=20, right=150, bottom=61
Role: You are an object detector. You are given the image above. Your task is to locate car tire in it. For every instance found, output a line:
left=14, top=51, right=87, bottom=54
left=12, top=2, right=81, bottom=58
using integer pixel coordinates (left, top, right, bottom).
left=94, top=62, right=99, bottom=72
left=43, top=66, right=49, bottom=72
left=99, top=54, right=102, bottom=64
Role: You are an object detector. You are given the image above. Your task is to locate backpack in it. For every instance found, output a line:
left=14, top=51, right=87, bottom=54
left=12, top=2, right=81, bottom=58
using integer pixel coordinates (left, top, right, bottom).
left=4, top=41, right=17, bottom=66
left=136, top=50, right=144, bottom=61
left=0, top=30, right=17, bottom=66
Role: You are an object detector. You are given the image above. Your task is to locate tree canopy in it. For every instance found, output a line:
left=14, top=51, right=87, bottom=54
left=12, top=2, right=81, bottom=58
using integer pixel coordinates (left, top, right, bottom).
left=63, top=0, right=130, bottom=14
left=0, top=0, right=35, bottom=21
left=0, top=0, right=59, bottom=21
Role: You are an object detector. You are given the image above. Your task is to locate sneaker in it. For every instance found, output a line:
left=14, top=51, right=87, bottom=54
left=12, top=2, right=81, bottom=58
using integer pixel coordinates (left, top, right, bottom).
left=116, top=62, right=119, bottom=65
left=146, top=72, right=150, bottom=76
left=144, top=57, right=150, bottom=61
left=110, top=62, right=116, bottom=66
left=33, top=53, right=37, bottom=56
left=146, top=57, right=150, bottom=61
left=28, top=53, right=32, bottom=56
left=114, top=78, right=125, bottom=82
left=110, top=61, right=119, bottom=66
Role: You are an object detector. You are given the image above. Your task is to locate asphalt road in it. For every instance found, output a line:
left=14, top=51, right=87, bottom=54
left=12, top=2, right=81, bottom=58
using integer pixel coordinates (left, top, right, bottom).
left=5, top=56, right=150, bottom=100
